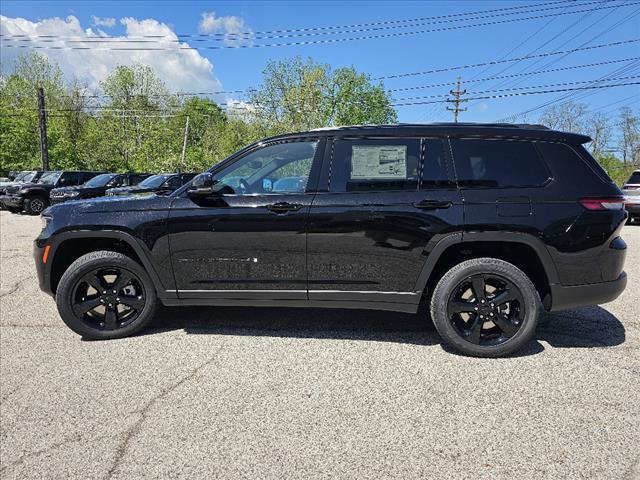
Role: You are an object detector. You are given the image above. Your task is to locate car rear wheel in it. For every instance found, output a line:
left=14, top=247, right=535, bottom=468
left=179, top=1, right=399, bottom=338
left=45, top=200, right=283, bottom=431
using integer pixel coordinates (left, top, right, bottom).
left=24, top=196, right=47, bottom=215
left=56, top=251, right=157, bottom=340
left=429, top=257, right=540, bottom=357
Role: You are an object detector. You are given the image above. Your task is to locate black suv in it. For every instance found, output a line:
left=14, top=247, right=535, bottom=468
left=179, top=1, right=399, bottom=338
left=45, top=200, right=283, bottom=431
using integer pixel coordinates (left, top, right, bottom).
left=34, top=124, right=628, bottom=357
left=50, top=172, right=150, bottom=205
left=2, top=170, right=104, bottom=215
left=0, top=170, right=44, bottom=211
left=105, top=173, right=197, bottom=197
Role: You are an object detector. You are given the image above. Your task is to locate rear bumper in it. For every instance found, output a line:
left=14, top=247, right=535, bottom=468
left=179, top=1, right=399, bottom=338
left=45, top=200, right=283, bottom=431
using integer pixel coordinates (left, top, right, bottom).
left=549, top=272, right=627, bottom=311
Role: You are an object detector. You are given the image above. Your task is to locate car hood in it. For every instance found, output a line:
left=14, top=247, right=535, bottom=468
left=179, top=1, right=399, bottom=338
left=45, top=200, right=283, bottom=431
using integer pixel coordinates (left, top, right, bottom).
left=5, top=182, right=49, bottom=194
left=47, top=192, right=173, bottom=214
left=108, top=186, right=158, bottom=195
left=51, top=185, right=105, bottom=195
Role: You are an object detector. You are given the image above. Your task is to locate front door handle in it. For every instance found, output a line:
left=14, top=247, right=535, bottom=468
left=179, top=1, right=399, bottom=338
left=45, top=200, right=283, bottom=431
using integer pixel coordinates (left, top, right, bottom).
left=413, top=199, right=453, bottom=210
left=266, top=202, right=303, bottom=214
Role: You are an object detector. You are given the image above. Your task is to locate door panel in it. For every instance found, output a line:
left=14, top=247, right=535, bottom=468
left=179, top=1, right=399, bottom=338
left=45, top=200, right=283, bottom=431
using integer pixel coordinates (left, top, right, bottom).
left=307, top=137, right=463, bottom=299
left=167, top=139, right=323, bottom=298
left=168, top=194, right=311, bottom=297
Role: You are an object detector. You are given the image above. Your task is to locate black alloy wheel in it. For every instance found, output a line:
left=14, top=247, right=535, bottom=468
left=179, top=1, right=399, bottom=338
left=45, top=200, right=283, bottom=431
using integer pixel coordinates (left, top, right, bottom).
left=430, top=257, right=540, bottom=357
left=447, top=273, right=524, bottom=346
left=25, top=196, right=46, bottom=215
left=56, top=250, right=157, bottom=339
left=72, top=267, right=146, bottom=331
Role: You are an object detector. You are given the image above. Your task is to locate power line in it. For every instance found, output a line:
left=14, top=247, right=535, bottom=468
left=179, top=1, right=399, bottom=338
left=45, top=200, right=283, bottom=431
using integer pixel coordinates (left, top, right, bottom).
left=2, top=2, right=636, bottom=51
left=0, top=0, right=593, bottom=40
left=394, top=75, right=640, bottom=102
left=388, top=57, right=640, bottom=94
left=392, top=82, right=640, bottom=107
left=375, top=38, right=639, bottom=80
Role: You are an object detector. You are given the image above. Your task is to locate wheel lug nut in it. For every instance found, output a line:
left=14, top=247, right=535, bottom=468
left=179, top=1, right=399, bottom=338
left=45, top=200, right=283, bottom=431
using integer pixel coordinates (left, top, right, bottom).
left=481, top=300, right=485, bottom=303
left=102, top=291, right=107, bottom=294
left=474, top=307, right=478, bottom=311
left=116, top=297, right=120, bottom=302
left=480, top=315, right=484, bottom=319
left=490, top=313, right=494, bottom=316
left=108, top=303, right=113, bottom=308
left=113, top=290, right=117, bottom=294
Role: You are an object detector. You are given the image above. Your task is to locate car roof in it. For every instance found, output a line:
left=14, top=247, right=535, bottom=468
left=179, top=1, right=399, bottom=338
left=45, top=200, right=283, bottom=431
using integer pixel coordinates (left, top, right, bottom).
left=257, top=123, right=591, bottom=144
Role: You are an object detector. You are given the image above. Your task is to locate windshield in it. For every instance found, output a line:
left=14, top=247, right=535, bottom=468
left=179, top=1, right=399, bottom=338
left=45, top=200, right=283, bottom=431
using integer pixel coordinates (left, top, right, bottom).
left=13, top=171, right=29, bottom=182
left=138, top=174, right=172, bottom=188
left=37, top=171, right=62, bottom=185
left=21, top=172, right=38, bottom=182
left=84, top=173, right=116, bottom=188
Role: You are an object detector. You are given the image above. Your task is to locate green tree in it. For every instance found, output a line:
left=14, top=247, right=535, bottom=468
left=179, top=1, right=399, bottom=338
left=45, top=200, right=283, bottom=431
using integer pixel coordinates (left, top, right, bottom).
left=248, top=57, right=396, bottom=133
left=0, top=52, right=64, bottom=172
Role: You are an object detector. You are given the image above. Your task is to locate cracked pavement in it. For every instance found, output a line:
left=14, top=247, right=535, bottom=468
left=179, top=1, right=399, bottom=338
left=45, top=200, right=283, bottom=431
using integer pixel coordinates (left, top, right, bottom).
left=1, top=210, right=639, bottom=479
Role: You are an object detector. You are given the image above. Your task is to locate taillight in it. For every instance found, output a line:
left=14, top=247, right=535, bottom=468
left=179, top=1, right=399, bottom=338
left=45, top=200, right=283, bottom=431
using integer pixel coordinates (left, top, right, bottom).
left=579, top=197, right=625, bottom=211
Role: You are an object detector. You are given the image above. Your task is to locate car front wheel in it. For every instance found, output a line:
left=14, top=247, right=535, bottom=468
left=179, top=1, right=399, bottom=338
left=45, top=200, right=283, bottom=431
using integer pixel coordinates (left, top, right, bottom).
left=55, top=250, right=157, bottom=339
left=24, top=196, right=47, bottom=215
left=430, top=257, right=540, bottom=357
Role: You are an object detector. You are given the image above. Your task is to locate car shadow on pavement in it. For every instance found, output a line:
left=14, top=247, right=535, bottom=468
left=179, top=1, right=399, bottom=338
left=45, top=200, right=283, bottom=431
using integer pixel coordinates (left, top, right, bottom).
left=538, top=306, right=626, bottom=349
left=146, top=303, right=440, bottom=347
left=140, top=304, right=625, bottom=354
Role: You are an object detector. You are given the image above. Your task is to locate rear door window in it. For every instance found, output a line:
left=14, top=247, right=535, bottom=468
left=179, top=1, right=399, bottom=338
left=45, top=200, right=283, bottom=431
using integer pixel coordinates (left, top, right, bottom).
left=451, top=139, right=550, bottom=188
left=330, top=138, right=421, bottom=192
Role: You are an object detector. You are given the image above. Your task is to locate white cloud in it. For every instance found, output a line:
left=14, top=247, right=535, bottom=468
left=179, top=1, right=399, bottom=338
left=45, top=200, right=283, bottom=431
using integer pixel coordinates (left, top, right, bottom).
left=0, top=15, right=224, bottom=98
left=225, top=98, right=259, bottom=121
left=198, top=11, right=253, bottom=47
left=91, top=15, right=116, bottom=28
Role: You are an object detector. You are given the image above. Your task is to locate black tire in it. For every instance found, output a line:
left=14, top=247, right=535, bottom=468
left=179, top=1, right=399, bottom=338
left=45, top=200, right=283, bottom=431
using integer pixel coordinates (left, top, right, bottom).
left=429, top=257, right=540, bottom=358
left=56, top=250, right=157, bottom=340
left=24, top=196, right=48, bottom=215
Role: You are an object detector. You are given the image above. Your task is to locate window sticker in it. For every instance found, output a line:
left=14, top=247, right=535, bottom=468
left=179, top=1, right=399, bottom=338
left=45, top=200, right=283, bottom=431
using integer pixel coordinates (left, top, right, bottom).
left=351, top=145, right=407, bottom=179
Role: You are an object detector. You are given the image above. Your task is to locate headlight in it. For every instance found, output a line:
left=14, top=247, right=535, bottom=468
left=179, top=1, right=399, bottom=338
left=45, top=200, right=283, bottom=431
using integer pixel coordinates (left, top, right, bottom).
left=66, top=191, right=80, bottom=198
left=41, top=215, right=52, bottom=230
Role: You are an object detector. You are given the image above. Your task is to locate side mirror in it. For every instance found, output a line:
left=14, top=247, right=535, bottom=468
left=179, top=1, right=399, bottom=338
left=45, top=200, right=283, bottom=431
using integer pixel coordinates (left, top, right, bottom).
left=188, top=173, right=216, bottom=197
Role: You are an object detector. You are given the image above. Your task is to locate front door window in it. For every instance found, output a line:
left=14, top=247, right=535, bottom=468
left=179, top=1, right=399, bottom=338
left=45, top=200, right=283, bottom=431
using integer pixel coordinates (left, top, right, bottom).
left=213, top=141, right=318, bottom=195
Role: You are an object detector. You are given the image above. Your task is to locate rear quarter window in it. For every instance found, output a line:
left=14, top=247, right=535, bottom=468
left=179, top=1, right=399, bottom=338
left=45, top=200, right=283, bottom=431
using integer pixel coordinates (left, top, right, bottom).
left=451, top=138, right=550, bottom=188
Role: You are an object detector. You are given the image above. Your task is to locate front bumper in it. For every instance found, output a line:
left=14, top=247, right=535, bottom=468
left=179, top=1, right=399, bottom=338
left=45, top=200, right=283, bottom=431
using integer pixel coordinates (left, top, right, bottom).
left=0, top=194, right=24, bottom=209
left=549, top=272, right=627, bottom=311
left=34, top=241, right=53, bottom=296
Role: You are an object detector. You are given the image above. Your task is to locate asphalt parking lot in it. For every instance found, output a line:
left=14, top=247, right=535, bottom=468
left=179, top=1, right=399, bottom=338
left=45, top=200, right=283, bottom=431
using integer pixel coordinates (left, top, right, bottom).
left=1, top=211, right=639, bottom=480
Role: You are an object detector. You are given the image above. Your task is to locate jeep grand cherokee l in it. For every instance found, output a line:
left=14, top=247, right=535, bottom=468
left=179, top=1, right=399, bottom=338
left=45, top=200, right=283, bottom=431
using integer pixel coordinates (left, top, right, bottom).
left=34, top=124, right=627, bottom=357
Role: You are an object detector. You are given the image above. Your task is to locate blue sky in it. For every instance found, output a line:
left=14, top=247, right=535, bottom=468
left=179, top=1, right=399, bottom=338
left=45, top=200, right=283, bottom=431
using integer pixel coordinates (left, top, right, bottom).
left=1, top=0, right=639, bottom=123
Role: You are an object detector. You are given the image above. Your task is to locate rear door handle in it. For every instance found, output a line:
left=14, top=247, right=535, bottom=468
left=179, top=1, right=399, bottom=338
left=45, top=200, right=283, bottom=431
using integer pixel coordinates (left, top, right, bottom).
left=266, top=202, right=303, bottom=214
left=413, top=199, right=452, bottom=210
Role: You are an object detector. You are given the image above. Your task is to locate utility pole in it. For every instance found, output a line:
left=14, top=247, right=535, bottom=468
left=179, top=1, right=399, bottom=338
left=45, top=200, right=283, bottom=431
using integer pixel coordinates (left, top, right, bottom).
left=446, top=77, right=468, bottom=123
left=37, top=87, right=50, bottom=170
left=180, top=115, right=189, bottom=173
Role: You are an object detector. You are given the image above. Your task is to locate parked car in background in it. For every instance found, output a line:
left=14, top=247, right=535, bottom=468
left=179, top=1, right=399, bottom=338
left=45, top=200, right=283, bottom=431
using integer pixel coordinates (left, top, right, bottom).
left=50, top=172, right=150, bottom=205
left=0, top=171, right=104, bottom=215
left=624, top=192, right=640, bottom=224
left=105, top=173, right=197, bottom=197
left=1, top=170, right=43, bottom=189
left=0, top=171, right=44, bottom=211
left=623, top=169, right=640, bottom=191
left=35, top=124, right=627, bottom=357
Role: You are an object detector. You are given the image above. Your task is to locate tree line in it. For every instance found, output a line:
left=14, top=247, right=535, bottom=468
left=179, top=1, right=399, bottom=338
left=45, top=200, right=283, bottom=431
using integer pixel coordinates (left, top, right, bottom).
left=1, top=52, right=638, bottom=185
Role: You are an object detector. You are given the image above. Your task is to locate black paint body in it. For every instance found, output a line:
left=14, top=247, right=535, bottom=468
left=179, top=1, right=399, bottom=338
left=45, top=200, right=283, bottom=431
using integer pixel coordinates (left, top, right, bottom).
left=35, top=124, right=627, bottom=313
